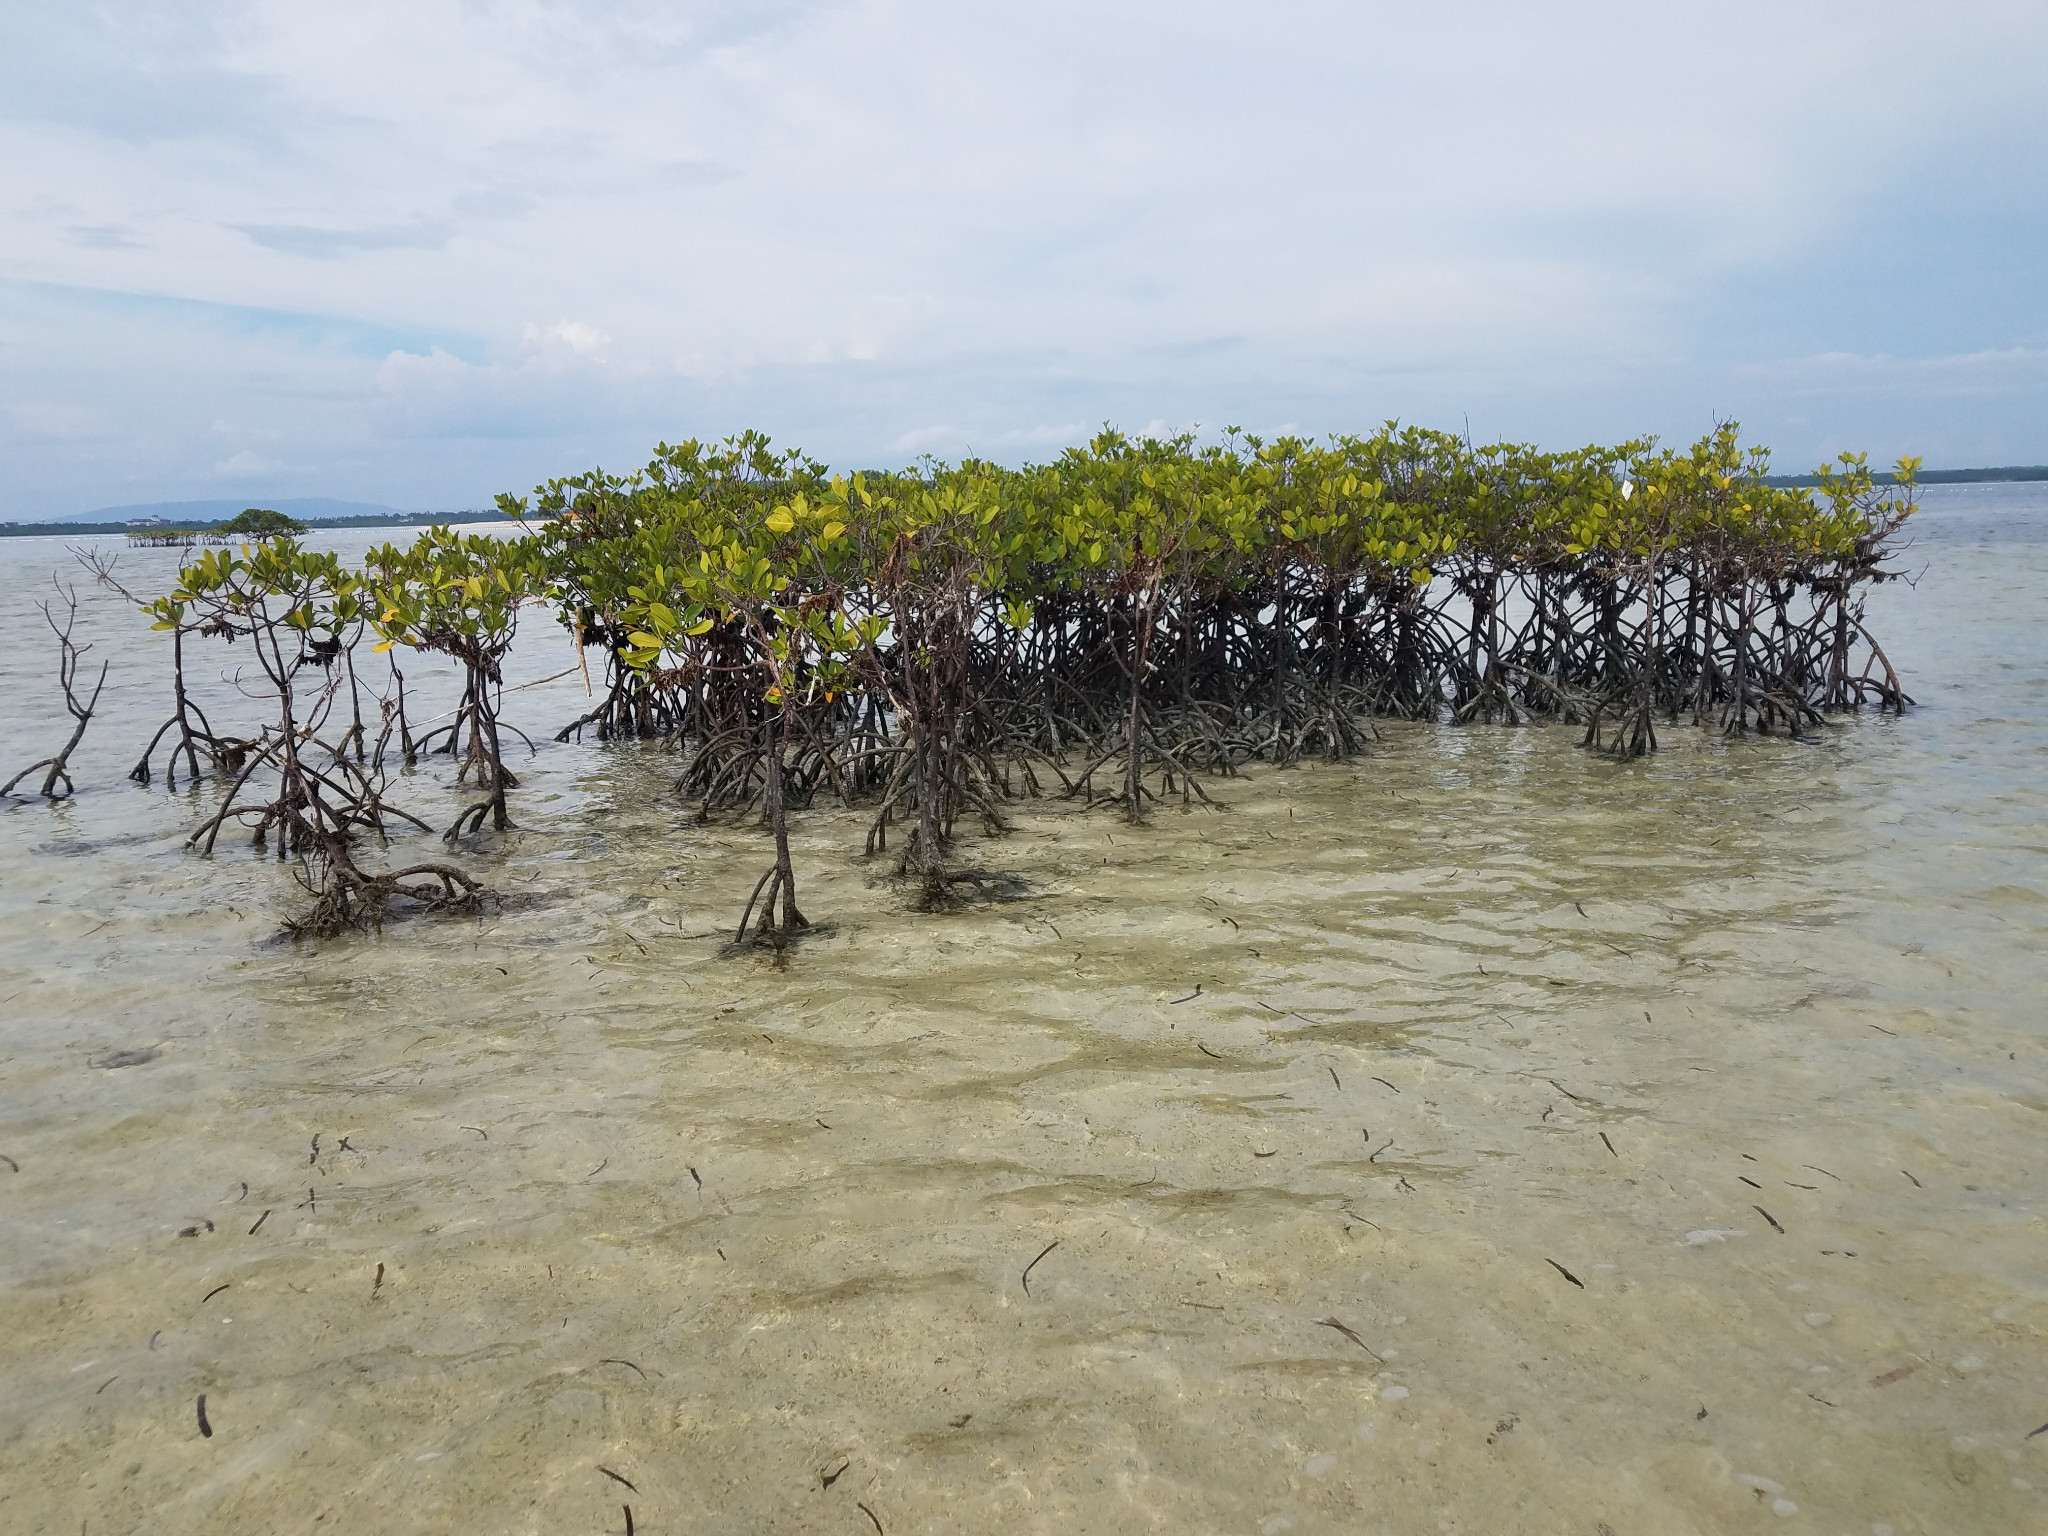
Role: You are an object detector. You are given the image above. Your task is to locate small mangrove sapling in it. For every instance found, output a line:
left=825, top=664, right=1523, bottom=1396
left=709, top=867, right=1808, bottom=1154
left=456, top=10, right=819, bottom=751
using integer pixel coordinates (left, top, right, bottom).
left=2, top=578, right=108, bottom=801
left=364, top=529, right=550, bottom=838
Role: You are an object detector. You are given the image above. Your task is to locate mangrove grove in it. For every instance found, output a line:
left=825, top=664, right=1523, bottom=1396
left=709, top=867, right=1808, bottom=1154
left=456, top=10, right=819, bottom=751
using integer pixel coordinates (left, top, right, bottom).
left=33, top=422, right=1919, bottom=943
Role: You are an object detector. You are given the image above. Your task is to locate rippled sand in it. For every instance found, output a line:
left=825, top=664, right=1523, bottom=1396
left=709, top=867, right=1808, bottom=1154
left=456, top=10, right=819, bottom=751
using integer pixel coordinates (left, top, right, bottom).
left=3, top=489, right=2046, bottom=1534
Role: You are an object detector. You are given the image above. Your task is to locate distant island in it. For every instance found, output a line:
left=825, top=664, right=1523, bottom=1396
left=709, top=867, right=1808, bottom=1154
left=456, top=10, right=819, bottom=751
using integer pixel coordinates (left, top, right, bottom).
left=0, top=497, right=511, bottom=539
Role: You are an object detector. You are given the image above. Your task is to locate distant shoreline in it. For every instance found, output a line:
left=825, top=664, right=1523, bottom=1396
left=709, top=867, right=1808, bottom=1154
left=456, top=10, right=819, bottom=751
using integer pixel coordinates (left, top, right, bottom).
left=1761, top=464, right=2048, bottom=488
left=0, top=510, right=515, bottom=540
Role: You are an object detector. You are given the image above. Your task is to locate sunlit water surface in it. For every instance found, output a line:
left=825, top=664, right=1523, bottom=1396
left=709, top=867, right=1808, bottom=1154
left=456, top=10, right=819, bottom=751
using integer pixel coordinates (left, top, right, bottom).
left=2, top=488, right=2045, bottom=1535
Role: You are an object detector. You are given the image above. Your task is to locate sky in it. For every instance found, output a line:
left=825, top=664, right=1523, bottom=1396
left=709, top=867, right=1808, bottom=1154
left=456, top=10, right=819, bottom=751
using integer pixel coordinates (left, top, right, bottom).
left=2, top=1, right=2045, bottom=519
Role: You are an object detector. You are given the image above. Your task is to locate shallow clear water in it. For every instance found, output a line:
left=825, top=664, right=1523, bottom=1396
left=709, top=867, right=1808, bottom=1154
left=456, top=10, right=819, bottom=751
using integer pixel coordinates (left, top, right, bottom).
left=1, top=488, right=2045, bottom=1535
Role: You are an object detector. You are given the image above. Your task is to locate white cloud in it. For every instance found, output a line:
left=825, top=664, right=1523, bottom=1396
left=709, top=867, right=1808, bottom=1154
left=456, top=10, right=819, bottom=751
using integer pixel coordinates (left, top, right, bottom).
left=983, top=422, right=1088, bottom=449
left=213, top=449, right=287, bottom=477
left=886, top=424, right=958, bottom=455
left=1740, top=346, right=2048, bottom=395
left=13, top=402, right=104, bottom=439
left=536, top=320, right=609, bottom=357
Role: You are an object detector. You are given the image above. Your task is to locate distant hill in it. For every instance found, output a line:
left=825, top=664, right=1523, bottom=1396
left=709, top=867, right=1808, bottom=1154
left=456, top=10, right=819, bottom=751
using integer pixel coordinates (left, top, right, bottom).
left=50, top=497, right=417, bottom=525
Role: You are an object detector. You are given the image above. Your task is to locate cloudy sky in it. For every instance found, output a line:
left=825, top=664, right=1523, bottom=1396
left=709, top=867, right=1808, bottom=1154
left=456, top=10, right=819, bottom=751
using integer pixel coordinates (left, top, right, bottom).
left=2, top=1, right=2044, bottom=518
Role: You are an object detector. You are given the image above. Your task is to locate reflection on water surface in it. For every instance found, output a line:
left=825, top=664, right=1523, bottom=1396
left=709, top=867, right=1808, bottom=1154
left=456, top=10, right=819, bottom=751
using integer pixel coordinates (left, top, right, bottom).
left=2, top=486, right=2046, bottom=1533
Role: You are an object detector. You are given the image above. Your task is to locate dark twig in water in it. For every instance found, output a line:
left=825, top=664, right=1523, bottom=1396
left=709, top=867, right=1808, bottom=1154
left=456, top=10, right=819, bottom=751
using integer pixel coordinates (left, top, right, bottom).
left=460, top=1125, right=489, bottom=1140
left=201, top=1284, right=230, bottom=1305
left=248, top=1209, right=271, bottom=1235
left=1802, top=1165, right=1843, bottom=1183
left=1313, top=1316, right=1384, bottom=1361
left=600, top=1359, right=649, bottom=1380
left=1900, top=1169, right=1922, bottom=1188
left=1754, top=1205, right=1785, bottom=1234
left=196, top=1394, right=212, bottom=1438
left=1372, top=1077, right=1399, bottom=1094
left=584, top=1159, right=608, bottom=1180
left=1169, top=986, right=1203, bottom=1004
left=1196, top=1042, right=1224, bottom=1059
left=1328, top=1067, right=1341, bottom=1089
left=96, top=1375, right=118, bottom=1394
left=1599, top=1132, right=1616, bottom=1157
left=598, top=1467, right=639, bottom=1493
left=857, top=1501, right=885, bottom=1535
left=1368, top=1138, right=1395, bottom=1163
left=1546, top=1258, right=1585, bottom=1289
left=624, top=1505, right=634, bottom=1536
left=1021, top=1240, right=1060, bottom=1295
left=1738, top=1176, right=1761, bottom=1189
